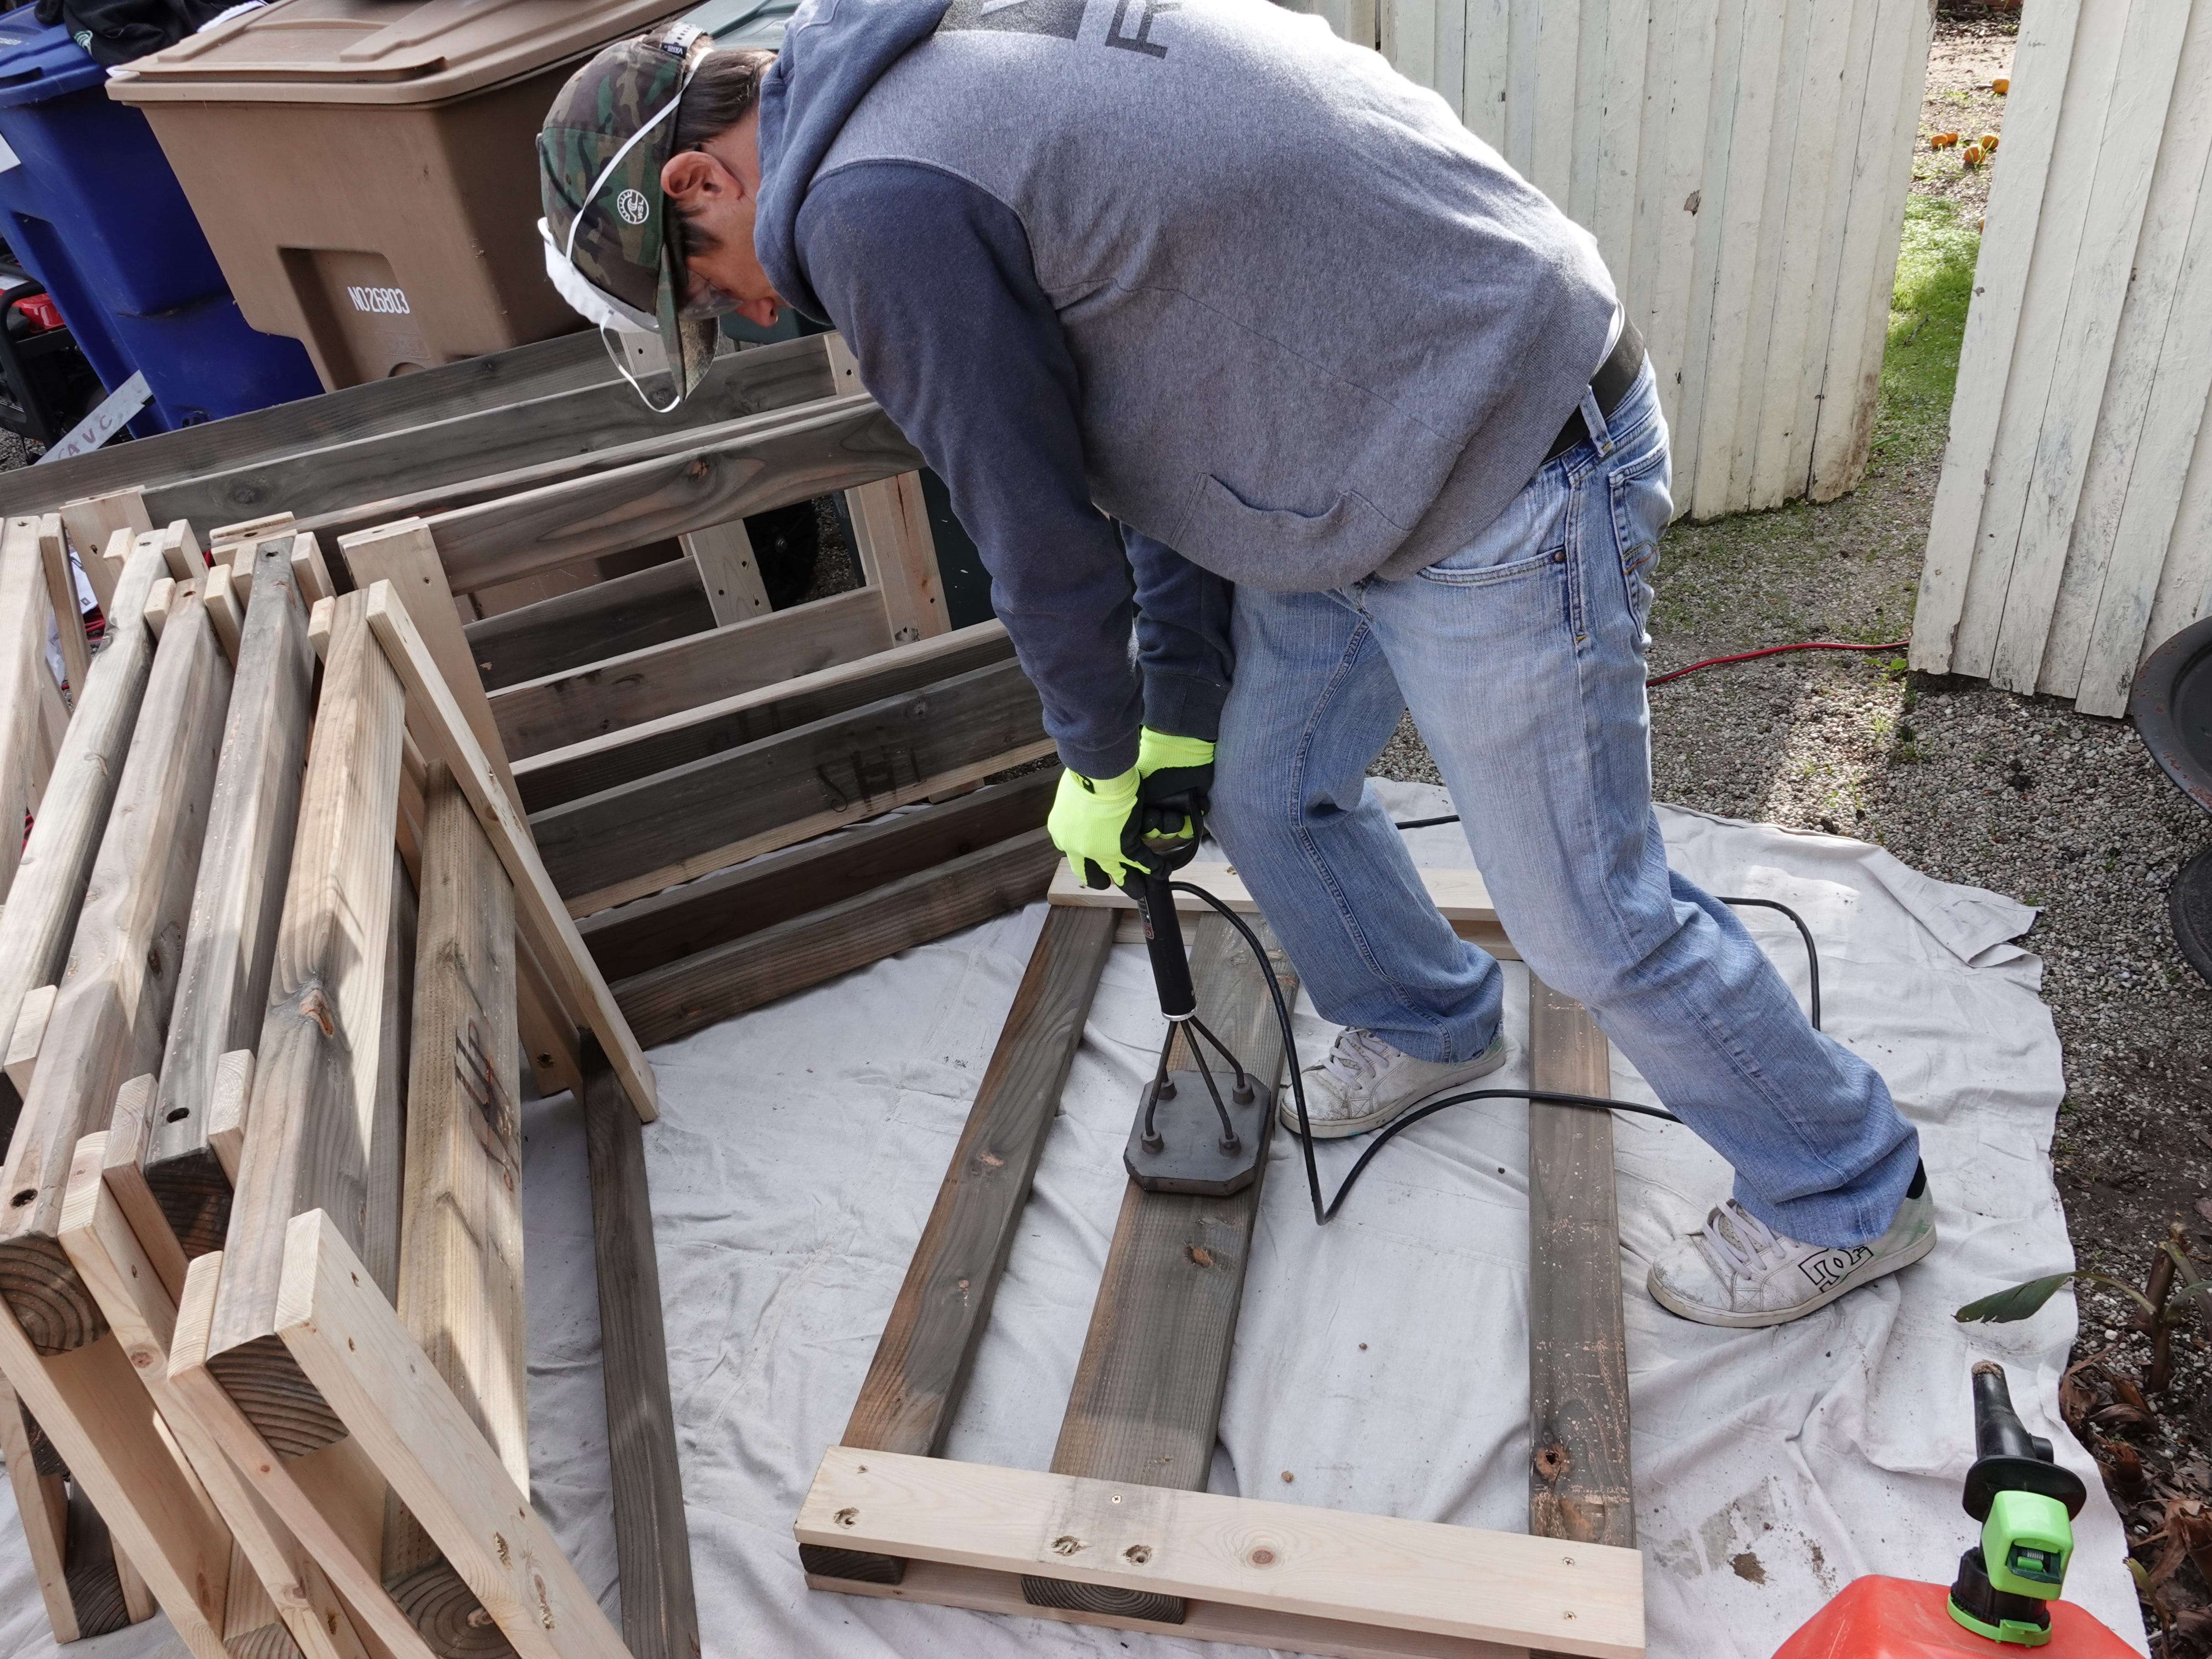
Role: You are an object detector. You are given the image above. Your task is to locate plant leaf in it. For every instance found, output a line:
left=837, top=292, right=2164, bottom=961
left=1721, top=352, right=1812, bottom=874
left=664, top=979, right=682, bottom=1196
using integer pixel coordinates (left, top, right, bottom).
left=1957, top=1273, right=2076, bottom=1323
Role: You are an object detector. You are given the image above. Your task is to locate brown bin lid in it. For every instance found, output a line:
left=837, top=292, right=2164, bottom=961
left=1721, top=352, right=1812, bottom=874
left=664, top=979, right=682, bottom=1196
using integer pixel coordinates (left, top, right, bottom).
left=109, top=0, right=689, bottom=105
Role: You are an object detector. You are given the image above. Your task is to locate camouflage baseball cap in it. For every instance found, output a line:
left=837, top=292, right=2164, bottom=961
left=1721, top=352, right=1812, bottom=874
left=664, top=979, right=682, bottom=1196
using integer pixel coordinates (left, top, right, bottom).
left=539, top=22, right=721, bottom=404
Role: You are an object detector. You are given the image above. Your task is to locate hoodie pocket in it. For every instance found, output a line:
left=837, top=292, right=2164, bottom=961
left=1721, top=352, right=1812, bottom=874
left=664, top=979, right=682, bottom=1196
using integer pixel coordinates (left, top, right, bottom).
left=1175, top=474, right=1400, bottom=590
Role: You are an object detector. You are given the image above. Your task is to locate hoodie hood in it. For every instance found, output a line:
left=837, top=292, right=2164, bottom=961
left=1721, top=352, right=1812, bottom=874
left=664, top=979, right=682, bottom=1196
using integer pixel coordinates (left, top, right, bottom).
left=755, top=0, right=951, bottom=321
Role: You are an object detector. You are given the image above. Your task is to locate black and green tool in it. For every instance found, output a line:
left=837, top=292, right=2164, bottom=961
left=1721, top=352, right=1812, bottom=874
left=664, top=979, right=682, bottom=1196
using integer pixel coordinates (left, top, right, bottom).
left=1949, top=1360, right=2089, bottom=1646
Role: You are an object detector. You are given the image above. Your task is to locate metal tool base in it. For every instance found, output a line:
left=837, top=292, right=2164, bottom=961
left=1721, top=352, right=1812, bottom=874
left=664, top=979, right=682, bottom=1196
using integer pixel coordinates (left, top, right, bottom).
left=1124, top=1068, right=1269, bottom=1196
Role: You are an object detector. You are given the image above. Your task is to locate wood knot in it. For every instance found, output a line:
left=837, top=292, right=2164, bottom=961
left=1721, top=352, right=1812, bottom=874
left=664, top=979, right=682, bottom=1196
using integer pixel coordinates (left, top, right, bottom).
left=834, top=1508, right=858, bottom=1528
left=1185, top=1244, right=1216, bottom=1269
left=1248, top=1547, right=1276, bottom=1567
left=300, top=988, right=337, bottom=1038
left=1051, top=1535, right=1083, bottom=1557
left=1533, top=1441, right=1571, bottom=1484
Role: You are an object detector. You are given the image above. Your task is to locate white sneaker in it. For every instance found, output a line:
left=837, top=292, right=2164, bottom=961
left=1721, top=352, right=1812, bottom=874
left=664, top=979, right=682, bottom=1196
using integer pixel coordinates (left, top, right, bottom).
left=1278, top=1027, right=1510, bottom=1140
left=1647, top=1166, right=1937, bottom=1328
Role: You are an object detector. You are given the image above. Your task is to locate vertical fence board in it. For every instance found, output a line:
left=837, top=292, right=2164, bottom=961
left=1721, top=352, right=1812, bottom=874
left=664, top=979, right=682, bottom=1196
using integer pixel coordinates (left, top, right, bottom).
left=1465, top=0, right=1513, bottom=149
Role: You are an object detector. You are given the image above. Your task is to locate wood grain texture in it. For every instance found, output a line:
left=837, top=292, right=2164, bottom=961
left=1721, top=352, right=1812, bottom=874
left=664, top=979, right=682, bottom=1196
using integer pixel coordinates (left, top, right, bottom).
left=0, top=1375, right=79, bottom=1641
left=513, top=621, right=1016, bottom=813
left=1526, top=980, right=1634, bottom=1567
left=0, top=516, right=58, bottom=900
left=0, top=585, right=231, bottom=1355
left=462, top=558, right=712, bottom=693
left=423, top=395, right=921, bottom=596
left=488, top=586, right=893, bottom=761
left=207, top=591, right=405, bottom=1456
left=54, top=493, right=152, bottom=614
left=5, top=982, right=54, bottom=1096
left=59, top=1134, right=373, bottom=1659
left=382, top=762, right=524, bottom=1659
left=36, top=514, right=89, bottom=697
left=147, top=539, right=315, bottom=1262
left=102, top=1073, right=189, bottom=1304
left=679, top=519, right=771, bottom=627
left=529, top=656, right=1047, bottom=913
left=802, top=1449, right=1643, bottom=1659
left=582, top=1044, right=700, bottom=1659
left=1022, top=917, right=1297, bottom=1623
left=580, top=768, right=1057, bottom=982
left=363, top=584, right=654, bottom=1124
left=803, top=904, right=1114, bottom=1587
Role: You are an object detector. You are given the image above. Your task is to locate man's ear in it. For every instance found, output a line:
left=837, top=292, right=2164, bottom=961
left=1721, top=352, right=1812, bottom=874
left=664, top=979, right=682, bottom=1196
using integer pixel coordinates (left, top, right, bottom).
left=659, top=148, right=729, bottom=209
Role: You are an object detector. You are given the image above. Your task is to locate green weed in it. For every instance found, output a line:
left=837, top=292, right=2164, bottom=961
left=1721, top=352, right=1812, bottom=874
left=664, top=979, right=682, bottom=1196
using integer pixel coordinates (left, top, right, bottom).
left=1871, top=195, right=1982, bottom=463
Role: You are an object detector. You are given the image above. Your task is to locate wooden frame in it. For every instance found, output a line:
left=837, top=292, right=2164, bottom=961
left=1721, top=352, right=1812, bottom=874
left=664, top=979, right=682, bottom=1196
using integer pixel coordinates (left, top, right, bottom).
left=799, top=889, right=1646, bottom=1657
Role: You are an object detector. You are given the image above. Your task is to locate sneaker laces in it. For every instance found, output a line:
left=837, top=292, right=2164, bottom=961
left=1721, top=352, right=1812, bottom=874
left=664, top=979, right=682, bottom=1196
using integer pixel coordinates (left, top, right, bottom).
left=1700, top=1200, right=1789, bottom=1275
left=1321, top=1027, right=1397, bottom=1086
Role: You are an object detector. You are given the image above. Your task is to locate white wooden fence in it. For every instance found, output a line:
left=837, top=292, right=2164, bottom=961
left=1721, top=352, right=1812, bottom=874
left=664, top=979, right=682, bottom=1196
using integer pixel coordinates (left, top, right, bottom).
left=1342, top=0, right=1934, bottom=519
left=1912, top=0, right=2212, bottom=718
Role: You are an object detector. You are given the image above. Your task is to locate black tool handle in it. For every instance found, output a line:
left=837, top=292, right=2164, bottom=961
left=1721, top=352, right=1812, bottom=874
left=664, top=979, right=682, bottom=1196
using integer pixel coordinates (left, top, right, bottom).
left=1971, top=1361, right=2045, bottom=1463
left=1126, top=871, right=1196, bottom=1019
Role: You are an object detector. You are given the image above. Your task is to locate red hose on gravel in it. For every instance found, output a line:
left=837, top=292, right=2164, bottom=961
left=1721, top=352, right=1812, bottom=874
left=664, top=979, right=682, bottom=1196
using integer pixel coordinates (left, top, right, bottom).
left=1646, top=638, right=1911, bottom=689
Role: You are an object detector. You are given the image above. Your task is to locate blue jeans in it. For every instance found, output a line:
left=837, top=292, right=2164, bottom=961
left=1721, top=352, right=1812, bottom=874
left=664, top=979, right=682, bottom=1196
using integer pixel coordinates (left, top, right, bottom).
left=1209, top=363, right=1919, bottom=1247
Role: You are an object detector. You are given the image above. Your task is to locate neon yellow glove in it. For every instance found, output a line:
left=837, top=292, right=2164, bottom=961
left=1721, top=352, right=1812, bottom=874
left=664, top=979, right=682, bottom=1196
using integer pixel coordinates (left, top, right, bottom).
left=1132, top=729, right=1215, bottom=865
left=1048, top=764, right=1140, bottom=889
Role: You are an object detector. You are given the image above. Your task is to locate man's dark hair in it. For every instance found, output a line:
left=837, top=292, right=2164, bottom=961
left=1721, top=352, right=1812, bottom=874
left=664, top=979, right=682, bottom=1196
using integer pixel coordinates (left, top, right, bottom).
left=668, top=47, right=774, bottom=260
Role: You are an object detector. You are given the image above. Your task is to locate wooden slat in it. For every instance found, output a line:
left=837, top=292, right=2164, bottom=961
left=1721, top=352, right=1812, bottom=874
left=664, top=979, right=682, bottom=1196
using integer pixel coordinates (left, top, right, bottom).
left=35, top=514, right=89, bottom=697
left=488, top=586, right=893, bottom=761
left=0, top=585, right=231, bottom=1356
left=54, top=491, right=151, bottom=615
left=146, top=538, right=315, bottom=1262
left=423, top=395, right=921, bottom=596
left=821, top=338, right=948, bottom=646
left=0, top=517, right=57, bottom=899
left=0, top=1376, right=78, bottom=1641
left=530, top=656, right=1051, bottom=917
left=205, top=590, right=405, bottom=1456
left=802, top=1449, right=1643, bottom=1659
left=363, top=583, right=658, bottom=1123
left=581, top=1045, right=699, bottom=1659
left=463, top=557, right=713, bottom=692
left=1022, top=917, right=1295, bottom=1623
left=378, top=761, right=523, bottom=1655
left=59, top=1134, right=373, bottom=1659
left=59, top=1483, right=135, bottom=1638
left=679, top=519, right=771, bottom=626
left=613, top=828, right=1061, bottom=1048
left=102, top=1073, right=189, bottom=1305
left=1526, top=979, right=1634, bottom=1574
left=804, top=903, right=1114, bottom=1587
left=513, top=620, right=1018, bottom=814
left=277, top=1209, right=632, bottom=1659
left=5, top=983, right=54, bottom=1097
left=581, top=767, right=1057, bottom=981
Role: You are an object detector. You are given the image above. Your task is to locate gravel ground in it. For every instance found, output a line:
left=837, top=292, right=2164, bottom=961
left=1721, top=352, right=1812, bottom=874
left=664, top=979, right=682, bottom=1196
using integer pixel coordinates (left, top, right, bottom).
left=1380, top=10, right=2212, bottom=1647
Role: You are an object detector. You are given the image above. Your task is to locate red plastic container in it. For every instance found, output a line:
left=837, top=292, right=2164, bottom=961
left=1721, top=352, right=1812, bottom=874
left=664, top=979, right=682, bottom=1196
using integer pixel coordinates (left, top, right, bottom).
left=1773, top=1577, right=2140, bottom=1659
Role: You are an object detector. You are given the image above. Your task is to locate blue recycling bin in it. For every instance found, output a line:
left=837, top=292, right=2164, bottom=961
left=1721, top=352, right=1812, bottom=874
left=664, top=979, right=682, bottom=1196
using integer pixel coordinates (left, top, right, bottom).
left=0, top=15, right=320, bottom=436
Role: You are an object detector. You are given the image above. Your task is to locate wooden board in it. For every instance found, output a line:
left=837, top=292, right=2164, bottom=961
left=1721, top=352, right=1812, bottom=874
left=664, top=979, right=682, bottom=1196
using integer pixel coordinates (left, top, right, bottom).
left=679, top=519, right=771, bottom=626
left=611, top=828, right=1063, bottom=1049
left=146, top=538, right=316, bottom=1261
left=0, top=537, right=166, bottom=1140
left=580, top=767, right=1057, bottom=982
left=462, top=557, right=713, bottom=692
left=36, top=515, right=89, bottom=697
left=1526, top=980, right=1635, bottom=1572
left=0, top=1375, right=84, bottom=1641
left=277, top=1210, right=633, bottom=1659
left=528, top=656, right=1051, bottom=916
left=423, top=395, right=922, bottom=596
left=0, top=585, right=232, bottom=1356
left=822, top=336, right=948, bottom=647
left=363, top=584, right=657, bottom=1124
left=800, top=1449, right=1642, bottom=1659
left=487, top=585, right=894, bottom=761
left=0, top=516, right=58, bottom=899
left=513, top=620, right=1018, bottom=814
left=581, top=1046, right=699, bottom=1659
left=205, top=589, right=405, bottom=1456
left=55, top=491, right=152, bottom=615
left=803, top=903, right=1115, bottom=1587
left=1021, top=915, right=1295, bottom=1623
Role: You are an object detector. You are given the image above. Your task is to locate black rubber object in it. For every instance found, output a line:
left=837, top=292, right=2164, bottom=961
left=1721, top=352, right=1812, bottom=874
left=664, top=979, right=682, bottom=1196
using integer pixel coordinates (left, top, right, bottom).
left=2128, top=616, right=2212, bottom=984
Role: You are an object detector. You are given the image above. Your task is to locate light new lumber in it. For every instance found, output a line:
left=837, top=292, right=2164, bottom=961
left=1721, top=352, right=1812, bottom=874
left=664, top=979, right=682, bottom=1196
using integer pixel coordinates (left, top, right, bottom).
left=0, top=1374, right=78, bottom=1640
left=161, top=518, right=205, bottom=581
left=0, top=1248, right=230, bottom=1655
left=528, top=655, right=1051, bottom=917
left=207, top=1050, right=253, bottom=1184
left=203, top=562, right=244, bottom=664
left=36, top=514, right=89, bottom=697
left=513, top=618, right=1017, bottom=814
left=488, top=585, right=894, bottom=761
left=6, top=983, right=54, bottom=1095
left=147, top=537, right=316, bottom=1262
left=817, top=1556, right=1520, bottom=1659
left=205, top=590, right=405, bottom=1457
left=59, top=1132, right=374, bottom=1659
left=0, top=536, right=165, bottom=1136
left=800, top=1447, right=1642, bottom=1659
left=363, top=583, right=657, bottom=1123
left=291, top=531, right=337, bottom=606
left=277, top=1209, right=633, bottom=1659
left=171, top=1249, right=442, bottom=1659
left=422, top=394, right=920, bottom=596
left=382, top=761, right=525, bottom=1656
left=146, top=573, right=179, bottom=637
left=56, top=489, right=150, bottom=614
left=679, top=518, right=771, bottom=625
left=0, top=516, right=57, bottom=899
left=582, top=1047, right=699, bottom=1659
left=102, top=1073, right=188, bottom=1305
left=0, top=584, right=232, bottom=1357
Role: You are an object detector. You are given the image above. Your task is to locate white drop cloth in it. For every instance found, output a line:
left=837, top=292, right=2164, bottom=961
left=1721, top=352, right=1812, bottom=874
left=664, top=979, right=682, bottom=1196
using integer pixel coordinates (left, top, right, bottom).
left=0, top=783, right=2148, bottom=1658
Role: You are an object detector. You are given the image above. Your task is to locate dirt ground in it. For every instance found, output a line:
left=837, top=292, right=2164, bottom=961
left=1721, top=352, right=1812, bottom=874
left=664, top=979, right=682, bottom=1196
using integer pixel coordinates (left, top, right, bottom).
left=1385, top=7, right=2212, bottom=1646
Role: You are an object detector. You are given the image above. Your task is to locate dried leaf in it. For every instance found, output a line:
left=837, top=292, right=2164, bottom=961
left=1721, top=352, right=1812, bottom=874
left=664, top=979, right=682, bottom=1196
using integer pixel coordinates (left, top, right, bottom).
left=2114, top=1376, right=2156, bottom=1418
left=2095, top=1403, right=2155, bottom=1432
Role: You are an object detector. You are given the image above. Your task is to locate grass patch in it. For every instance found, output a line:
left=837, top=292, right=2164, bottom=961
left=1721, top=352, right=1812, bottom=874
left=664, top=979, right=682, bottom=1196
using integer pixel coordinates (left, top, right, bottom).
left=1870, top=194, right=1982, bottom=464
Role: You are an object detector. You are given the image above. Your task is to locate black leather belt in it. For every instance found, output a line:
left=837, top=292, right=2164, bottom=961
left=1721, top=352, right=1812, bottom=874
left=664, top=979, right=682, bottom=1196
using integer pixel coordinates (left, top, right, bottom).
left=1544, top=316, right=1647, bottom=464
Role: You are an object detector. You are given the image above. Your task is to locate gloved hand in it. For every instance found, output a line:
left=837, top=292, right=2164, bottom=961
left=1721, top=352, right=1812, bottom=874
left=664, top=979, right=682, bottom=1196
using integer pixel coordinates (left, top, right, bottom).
left=1127, top=728, right=1215, bottom=873
left=1049, top=763, right=1141, bottom=889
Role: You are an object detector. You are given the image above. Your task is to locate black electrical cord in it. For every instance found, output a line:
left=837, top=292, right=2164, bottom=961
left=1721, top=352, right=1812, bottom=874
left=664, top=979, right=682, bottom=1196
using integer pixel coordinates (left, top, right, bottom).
left=1167, top=861, right=1824, bottom=1226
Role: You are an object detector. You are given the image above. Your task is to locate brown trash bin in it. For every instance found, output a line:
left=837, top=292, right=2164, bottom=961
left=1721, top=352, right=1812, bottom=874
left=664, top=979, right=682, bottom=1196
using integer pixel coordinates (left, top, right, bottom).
left=107, top=0, right=687, bottom=389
